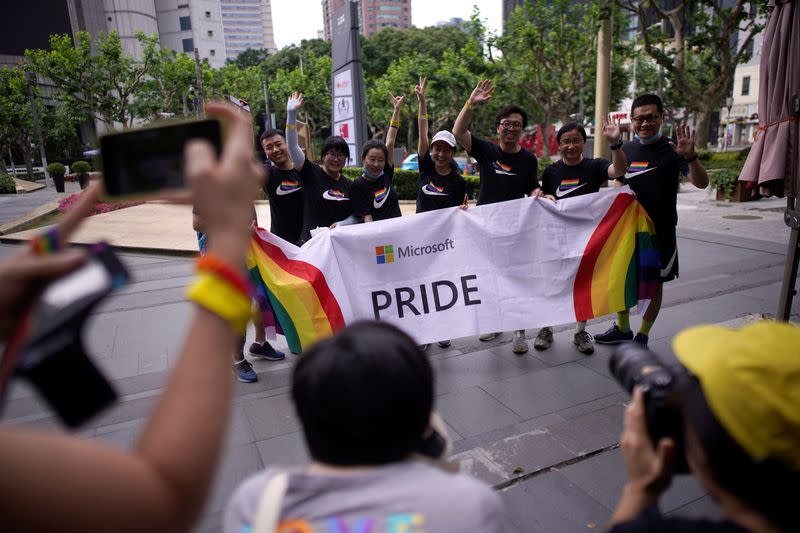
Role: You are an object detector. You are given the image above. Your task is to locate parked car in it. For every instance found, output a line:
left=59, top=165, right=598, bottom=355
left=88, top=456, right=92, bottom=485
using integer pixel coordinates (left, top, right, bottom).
left=401, top=153, right=477, bottom=175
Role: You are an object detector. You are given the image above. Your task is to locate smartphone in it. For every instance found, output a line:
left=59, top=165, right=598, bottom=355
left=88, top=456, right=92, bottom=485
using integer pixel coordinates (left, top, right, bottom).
left=1, top=244, right=130, bottom=427
left=100, top=118, right=222, bottom=198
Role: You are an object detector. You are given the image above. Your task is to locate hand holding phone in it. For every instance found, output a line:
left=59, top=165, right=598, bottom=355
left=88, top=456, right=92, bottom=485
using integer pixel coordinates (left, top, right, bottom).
left=100, top=118, right=222, bottom=198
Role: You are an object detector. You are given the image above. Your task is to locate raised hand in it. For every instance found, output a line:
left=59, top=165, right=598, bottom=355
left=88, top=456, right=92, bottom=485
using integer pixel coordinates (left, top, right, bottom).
left=468, top=79, right=494, bottom=107
left=287, top=92, right=304, bottom=113
left=602, top=114, right=622, bottom=145
left=670, top=124, right=696, bottom=159
left=389, top=91, right=405, bottom=111
left=414, top=76, right=427, bottom=101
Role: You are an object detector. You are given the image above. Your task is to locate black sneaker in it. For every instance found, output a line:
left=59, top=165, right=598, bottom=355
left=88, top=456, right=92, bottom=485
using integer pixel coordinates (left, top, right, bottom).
left=633, top=333, right=649, bottom=348
left=594, top=323, right=634, bottom=344
left=249, top=341, right=286, bottom=361
left=533, top=327, right=553, bottom=350
left=233, top=359, right=258, bottom=383
left=437, top=340, right=451, bottom=348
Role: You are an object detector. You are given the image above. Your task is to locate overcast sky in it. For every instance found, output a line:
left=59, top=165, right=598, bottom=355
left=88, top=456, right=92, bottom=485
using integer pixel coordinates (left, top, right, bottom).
left=271, top=0, right=503, bottom=50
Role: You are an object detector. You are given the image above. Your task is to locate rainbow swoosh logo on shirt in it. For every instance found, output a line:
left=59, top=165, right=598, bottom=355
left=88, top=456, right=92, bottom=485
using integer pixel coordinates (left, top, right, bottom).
left=624, top=162, right=657, bottom=180
left=322, top=188, right=348, bottom=201
left=373, top=187, right=389, bottom=208
left=558, top=178, right=581, bottom=191
left=275, top=180, right=301, bottom=196
left=492, top=161, right=516, bottom=176
left=422, top=182, right=447, bottom=196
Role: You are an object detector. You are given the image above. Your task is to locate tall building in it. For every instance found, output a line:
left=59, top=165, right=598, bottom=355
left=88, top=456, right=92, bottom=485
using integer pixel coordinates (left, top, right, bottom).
left=155, top=0, right=226, bottom=68
left=322, top=0, right=411, bottom=40
left=502, top=0, right=524, bottom=28
left=104, top=0, right=160, bottom=58
left=724, top=14, right=765, bottom=147
left=219, top=0, right=277, bottom=61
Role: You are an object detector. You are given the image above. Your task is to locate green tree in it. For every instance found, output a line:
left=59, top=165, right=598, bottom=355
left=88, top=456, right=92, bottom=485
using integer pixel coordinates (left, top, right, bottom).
left=232, top=48, right=269, bottom=69
left=0, top=68, right=35, bottom=177
left=617, top=0, right=765, bottom=147
left=361, top=26, right=471, bottom=78
left=497, top=0, right=608, bottom=156
left=261, top=39, right=331, bottom=80
left=133, top=43, right=197, bottom=120
left=25, top=31, right=156, bottom=128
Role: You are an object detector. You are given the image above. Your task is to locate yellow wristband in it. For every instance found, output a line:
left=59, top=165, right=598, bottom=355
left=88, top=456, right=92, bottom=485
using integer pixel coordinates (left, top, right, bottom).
left=418, top=114, right=427, bottom=120
left=390, top=119, right=400, bottom=128
left=286, top=123, right=296, bottom=130
left=464, top=100, right=471, bottom=111
left=187, top=273, right=252, bottom=335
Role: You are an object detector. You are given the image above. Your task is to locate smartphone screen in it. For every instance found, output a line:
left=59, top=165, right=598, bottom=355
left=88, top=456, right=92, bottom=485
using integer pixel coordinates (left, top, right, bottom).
left=100, top=119, right=221, bottom=197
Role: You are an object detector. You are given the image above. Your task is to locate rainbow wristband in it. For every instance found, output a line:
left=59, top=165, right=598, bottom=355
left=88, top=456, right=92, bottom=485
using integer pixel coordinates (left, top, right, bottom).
left=30, top=228, right=62, bottom=255
left=187, top=272, right=252, bottom=335
left=197, top=254, right=251, bottom=296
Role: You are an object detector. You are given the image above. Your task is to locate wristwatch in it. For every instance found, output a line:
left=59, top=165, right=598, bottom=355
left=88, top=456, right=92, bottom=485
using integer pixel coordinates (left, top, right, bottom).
left=610, top=141, right=623, bottom=151
left=684, top=153, right=698, bottom=163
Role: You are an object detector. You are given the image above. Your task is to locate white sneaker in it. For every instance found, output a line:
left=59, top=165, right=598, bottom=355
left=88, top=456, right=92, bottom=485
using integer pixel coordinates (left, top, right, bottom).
left=512, top=330, right=529, bottom=354
left=479, top=332, right=500, bottom=341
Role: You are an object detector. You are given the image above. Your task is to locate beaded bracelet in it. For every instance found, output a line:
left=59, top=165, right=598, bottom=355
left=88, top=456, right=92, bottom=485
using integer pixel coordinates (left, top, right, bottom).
left=30, top=227, right=62, bottom=255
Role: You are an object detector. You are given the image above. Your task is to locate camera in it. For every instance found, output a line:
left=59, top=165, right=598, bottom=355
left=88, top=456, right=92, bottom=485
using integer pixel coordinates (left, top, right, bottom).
left=609, top=343, right=690, bottom=473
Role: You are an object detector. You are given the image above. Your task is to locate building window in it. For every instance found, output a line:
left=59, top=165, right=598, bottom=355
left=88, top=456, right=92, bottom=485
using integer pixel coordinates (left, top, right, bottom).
left=179, top=16, right=192, bottom=31
left=205, top=11, right=211, bottom=18
left=182, top=38, right=194, bottom=53
left=742, top=76, right=751, bottom=96
left=207, top=30, right=213, bottom=37
left=210, top=49, right=216, bottom=56
left=177, top=3, right=189, bottom=8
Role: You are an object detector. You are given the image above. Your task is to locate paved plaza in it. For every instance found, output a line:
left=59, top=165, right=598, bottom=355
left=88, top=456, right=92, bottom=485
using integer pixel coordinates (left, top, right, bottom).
left=0, top=184, right=797, bottom=532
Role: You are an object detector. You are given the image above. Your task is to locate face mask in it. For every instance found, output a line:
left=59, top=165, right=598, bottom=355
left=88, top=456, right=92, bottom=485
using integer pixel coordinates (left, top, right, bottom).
left=363, top=168, right=384, bottom=180
left=637, top=128, right=663, bottom=144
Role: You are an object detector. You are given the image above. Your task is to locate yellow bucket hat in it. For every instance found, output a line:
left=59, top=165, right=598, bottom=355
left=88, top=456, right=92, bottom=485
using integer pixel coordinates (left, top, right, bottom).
left=673, top=321, right=800, bottom=472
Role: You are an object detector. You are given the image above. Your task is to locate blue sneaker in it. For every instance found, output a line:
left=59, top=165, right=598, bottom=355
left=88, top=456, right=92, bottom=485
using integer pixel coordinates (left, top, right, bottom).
left=249, top=341, right=286, bottom=361
left=233, top=359, right=258, bottom=382
left=594, top=323, right=634, bottom=344
left=633, top=333, right=649, bottom=348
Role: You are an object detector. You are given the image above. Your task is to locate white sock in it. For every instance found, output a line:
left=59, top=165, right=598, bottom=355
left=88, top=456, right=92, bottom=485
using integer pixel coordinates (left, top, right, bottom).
left=576, top=321, right=586, bottom=333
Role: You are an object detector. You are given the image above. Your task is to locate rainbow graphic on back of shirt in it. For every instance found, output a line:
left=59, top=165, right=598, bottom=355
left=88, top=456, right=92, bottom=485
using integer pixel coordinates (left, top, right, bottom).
left=492, top=161, right=516, bottom=175
left=558, top=178, right=581, bottom=192
left=248, top=228, right=345, bottom=353
left=628, top=161, right=649, bottom=172
left=573, top=194, right=660, bottom=321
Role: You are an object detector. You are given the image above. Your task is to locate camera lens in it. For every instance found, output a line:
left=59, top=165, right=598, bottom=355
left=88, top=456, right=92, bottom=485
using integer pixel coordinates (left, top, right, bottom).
left=609, top=343, right=673, bottom=393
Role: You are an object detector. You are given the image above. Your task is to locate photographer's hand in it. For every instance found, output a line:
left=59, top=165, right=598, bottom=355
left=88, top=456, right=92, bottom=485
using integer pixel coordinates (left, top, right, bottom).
left=608, top=388, right=676, bottom=528
left=0, top=184, right=101, bottom=341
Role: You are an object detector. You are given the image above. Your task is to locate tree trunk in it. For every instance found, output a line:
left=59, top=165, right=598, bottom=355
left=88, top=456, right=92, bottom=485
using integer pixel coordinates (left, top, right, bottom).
left=23, top=150, right=34, bottom=181
left=695, top=107, right=711, bottom=150
left=539, top=122, right=550, bottom=158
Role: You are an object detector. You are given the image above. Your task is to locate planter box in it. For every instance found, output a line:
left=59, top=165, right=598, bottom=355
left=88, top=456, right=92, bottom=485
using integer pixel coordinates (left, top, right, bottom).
left=716, top=181, right=758, bottom=202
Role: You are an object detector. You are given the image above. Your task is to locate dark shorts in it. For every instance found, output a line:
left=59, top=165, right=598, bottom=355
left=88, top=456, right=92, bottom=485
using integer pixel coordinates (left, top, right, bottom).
left=655, top=226, right=678, bottom=282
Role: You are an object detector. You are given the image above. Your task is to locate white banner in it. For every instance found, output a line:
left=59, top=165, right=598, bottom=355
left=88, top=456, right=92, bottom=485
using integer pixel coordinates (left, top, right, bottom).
left=251, top=188, right=657, bottom=349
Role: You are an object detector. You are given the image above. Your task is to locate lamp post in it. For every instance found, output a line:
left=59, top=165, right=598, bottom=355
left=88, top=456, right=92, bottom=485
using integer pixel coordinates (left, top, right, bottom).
left=723, top=96, right=734, bottom=151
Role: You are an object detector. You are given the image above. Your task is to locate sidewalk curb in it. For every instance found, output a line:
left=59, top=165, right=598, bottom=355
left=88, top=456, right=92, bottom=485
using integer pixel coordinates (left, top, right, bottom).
left=0, top=199, right=60, bottom=236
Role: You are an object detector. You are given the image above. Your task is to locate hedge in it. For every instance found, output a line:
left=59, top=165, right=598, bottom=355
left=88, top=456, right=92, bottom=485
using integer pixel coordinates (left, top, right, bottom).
left=0, top=172, right=16, bottom=194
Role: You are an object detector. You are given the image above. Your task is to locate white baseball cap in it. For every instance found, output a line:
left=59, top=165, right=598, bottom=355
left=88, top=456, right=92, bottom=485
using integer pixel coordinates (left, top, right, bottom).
left=431, top=130, right=456, bottom=148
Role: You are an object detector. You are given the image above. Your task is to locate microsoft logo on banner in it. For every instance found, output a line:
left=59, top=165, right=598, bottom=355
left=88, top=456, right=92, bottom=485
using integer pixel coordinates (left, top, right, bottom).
left=375, top=245, right=394, bottom=264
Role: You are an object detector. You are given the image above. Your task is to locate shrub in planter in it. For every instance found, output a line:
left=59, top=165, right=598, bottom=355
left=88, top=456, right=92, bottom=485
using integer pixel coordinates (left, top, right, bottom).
left=46, top=162, right=67, bottom=192
left=737, top=145, right=752, bottom=160
left=710, top=169, right=740, bottom=199
left=695, top=149, right=712, bottom=161
left=0, top=172, right=16, bottom=194
left=71, top=160, right=91, bottom=189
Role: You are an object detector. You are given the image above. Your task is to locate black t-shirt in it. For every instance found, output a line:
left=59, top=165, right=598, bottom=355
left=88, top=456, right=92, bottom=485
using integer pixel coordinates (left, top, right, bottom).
left=608, top=506, right=747, bottom=533
left=542, top=158, right=611, bottom=199
left=617, top=137, right=689, bottom=232
left=468, top=135, right=539, bottom=206
left=350, top=163, right=402, bottom=221
left=416, top=151, right=467, bottom=213
left=262, top=162, right=304, bottom=245
left=298, top=158, right=352, bottom=243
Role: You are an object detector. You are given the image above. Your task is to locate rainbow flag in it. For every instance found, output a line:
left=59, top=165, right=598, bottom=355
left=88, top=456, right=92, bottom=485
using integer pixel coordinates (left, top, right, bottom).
left=248, top=229, right=346, bottom=353
left=573, top=193, right=660, bottom=321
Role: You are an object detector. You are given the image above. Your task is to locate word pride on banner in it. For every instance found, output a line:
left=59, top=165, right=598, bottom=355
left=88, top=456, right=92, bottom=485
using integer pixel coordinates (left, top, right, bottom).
left=248, top=188, right=658, bottom=352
